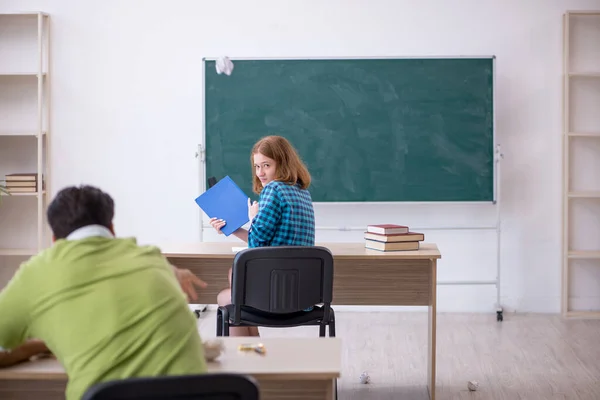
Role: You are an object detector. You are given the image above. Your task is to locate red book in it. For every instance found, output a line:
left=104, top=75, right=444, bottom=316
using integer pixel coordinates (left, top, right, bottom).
left=366, top=224, right=409, bottom=235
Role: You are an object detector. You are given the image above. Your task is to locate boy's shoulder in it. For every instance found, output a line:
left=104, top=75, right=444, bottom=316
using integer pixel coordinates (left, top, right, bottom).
left=24, top=236, right=158, bottom=267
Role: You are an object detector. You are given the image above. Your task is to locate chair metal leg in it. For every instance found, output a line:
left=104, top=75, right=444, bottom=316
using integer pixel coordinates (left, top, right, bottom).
left=319, top=322, right=326, bottom=337
left=223, top=319, right=230, bottom=336
left=222, top=308, right=230, bottom=337
left=216, top=309, right=223, bottom=337
left=329, top=309, right=336, bottom=337
left=217, top=307, right=230, bottom=337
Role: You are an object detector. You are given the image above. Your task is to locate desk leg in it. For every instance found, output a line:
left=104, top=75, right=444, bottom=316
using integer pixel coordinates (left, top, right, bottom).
left=427, top=259, right=437, bottom=400
left=327, top=378, right=335, bottom=400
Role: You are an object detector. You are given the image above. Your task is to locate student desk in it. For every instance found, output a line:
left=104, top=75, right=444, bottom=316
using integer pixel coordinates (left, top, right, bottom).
left=0, top=337, right=340, bottom=400
left=163, top=242, right=442, bottom=400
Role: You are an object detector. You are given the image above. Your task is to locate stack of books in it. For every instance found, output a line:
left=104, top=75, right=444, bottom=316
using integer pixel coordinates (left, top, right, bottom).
left=364, top=224, right=424, bottom=251
left=3, top=173, right=41, bottom=193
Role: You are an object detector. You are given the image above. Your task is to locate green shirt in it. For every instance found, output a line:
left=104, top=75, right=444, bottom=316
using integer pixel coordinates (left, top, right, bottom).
left=0, top=234, right=207, bottom=400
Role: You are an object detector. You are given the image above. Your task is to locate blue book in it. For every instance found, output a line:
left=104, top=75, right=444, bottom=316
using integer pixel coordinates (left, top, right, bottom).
left=194, top=176, right=249, bottom=237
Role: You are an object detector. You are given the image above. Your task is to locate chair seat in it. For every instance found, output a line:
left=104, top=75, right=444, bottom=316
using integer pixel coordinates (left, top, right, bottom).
left=81, top=373, right=259, bottom=400
left=225, top=304, right=327, bottom=327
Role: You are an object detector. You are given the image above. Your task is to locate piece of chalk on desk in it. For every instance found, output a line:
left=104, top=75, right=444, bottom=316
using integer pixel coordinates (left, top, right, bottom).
left=216, top=56, right=234, bottom=76
left=232, top=246, right=247, bottom=253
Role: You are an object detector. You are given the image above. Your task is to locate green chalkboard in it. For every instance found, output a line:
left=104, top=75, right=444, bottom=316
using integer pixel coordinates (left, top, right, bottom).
left=204, top=57, right=495, bottom=202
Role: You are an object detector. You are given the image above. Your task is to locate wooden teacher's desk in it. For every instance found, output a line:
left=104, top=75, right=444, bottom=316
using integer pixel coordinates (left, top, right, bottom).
left=0, top=337, right=340, bottom=400
left=163, top=242, right=442, bottom=400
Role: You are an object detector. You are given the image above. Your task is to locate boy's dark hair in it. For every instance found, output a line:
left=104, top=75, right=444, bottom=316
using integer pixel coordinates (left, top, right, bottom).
left=47, top=185, right=115, bottom=239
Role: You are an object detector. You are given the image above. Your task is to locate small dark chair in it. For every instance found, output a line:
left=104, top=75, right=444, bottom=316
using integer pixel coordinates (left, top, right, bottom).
left=216, top=246, right=335, bottom=337
left=81, top=373, right=259, bottom=400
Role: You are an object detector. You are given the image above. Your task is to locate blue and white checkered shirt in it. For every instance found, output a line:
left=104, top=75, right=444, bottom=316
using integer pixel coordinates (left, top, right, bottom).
left=248, top=181, right=315, bottom=248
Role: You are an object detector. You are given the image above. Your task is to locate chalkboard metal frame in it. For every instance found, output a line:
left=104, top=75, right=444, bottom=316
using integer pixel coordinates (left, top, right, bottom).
left=200, top=56, right=498, bottom=204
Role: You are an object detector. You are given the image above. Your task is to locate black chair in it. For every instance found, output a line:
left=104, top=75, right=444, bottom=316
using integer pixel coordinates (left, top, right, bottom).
left=81, top=373, right=259, bottom=400
left=216, top=246, right=335, bottom=337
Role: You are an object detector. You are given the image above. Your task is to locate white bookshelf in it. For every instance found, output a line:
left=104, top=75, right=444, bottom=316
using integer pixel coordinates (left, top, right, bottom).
left=562, top=11, right=600, bottom=318
left=0, top=12, right=50, bottom=259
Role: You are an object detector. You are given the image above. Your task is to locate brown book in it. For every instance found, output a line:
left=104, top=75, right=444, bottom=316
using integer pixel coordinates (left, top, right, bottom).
left=364, top=232, right=424, bottom=243
left=7, top=187, right=37, bottom=193
left=6, top=173, right=38, bottom=181
left=365, top=239, right=419, bottom=252
left=5, top=181, right=37, bottom=187
left=366, top=224, right=409, bottom=235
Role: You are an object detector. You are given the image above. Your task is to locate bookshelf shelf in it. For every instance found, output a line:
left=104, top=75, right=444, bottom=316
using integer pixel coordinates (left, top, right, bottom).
left=568, top=132, right=600, bottom=137
left=562, top=11, right=600, bottom=318
left=0, top=11, right=49, bottom=16
left=568, top=251, right=600, bottom=260
left=569, top=73, right=600, bottom=78
left=566, top=311, right=600, bottom=319
left=568, top=191, right=600, bottom=198
left=0, top=248, right=38, bottom=256
left=0, top=12, right=51, bottom=275
left=1, top=191, right=46, bottom=197
left=0, top=131, right=46, bottom=137
left=0, top=72, right=46, bottom=77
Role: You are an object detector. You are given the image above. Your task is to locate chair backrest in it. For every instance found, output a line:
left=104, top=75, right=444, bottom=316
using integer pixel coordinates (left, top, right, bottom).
left=81, top=373, right=259, bottom=400
left=231, top=246, right=334, bottom=318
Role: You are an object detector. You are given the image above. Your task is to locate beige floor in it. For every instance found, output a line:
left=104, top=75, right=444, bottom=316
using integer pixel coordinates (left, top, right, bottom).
left=196, top=310, right=600, bottom=400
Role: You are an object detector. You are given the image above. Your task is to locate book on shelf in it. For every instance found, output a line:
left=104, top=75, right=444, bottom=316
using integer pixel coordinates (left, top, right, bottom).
left=364, top=223, right=424, bottom=252
left=6, top=187, right=37, bottom=193
left=4, top=181, right=37, bottom=187
left=3, top=173, right=45, bottom=193
left=5, top=173, right=38, bottom=182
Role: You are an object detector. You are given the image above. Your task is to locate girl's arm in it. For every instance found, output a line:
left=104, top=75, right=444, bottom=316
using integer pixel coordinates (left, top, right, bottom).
left=232, top=228, right=248, bottom=243
left=209, top=218, right=248, bottom=243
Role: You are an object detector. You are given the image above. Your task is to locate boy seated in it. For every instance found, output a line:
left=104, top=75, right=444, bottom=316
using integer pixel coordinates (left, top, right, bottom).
left=0, top=185, right=208, bottom=400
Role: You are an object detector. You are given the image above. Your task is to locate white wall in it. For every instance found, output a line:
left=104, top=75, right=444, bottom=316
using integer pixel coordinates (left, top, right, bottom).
left=1, top=0, right=599, bottom=313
